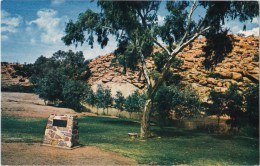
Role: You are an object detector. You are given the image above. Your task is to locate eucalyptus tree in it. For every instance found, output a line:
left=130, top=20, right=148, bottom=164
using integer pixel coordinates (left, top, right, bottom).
left=62, top=1, right=258, bottom=138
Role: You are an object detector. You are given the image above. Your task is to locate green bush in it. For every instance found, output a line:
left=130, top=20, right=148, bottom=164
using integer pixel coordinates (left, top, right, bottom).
left=244, top=83, right=259, bottom=129
left=207, top=91, right=227, bottom=126
left=124, top=90, right=146, bottom=117
left=208, top=84, right=245, bottom=132
left=85, top=88, right=96, bottom=106
left=95, top=85, right=113, bottom=111
left=35, top=72, right=64, bottom=103
left=114, top=91, right=125, bottom=111
left=154, top=85, right=201, bottom=126
left=62, top=80, right=88, bottom=111
left=223, top=84, right=244, bottom=131
left=31, top=50, right=92, bottom=110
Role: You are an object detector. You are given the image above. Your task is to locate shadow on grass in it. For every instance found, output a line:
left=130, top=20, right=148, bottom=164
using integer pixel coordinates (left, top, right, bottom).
left=152, top=127, right=204, bottom=139
left=99, top=119, right=139, bottom=126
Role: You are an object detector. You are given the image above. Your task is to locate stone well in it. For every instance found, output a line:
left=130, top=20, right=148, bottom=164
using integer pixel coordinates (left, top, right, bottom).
left=42, top=114, right=79, bottom=149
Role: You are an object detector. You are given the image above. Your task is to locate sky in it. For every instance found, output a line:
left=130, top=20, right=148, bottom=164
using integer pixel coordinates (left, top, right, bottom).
left=1, top=0, right=259, bottom=64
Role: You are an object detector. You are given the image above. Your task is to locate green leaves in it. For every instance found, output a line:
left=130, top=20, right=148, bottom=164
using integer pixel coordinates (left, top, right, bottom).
left=62, top=80, right=88, bottom=111
left=95, top=85, right=113, bottom=109
left=125, top=90, right=147, bottom=113
left=154, top=84, right=201, bottom=121
left=244, top=83, right=259, bottom=129
left=31, top=50, right=91, bottom=109
left=114, top=91, right=125, bottom=111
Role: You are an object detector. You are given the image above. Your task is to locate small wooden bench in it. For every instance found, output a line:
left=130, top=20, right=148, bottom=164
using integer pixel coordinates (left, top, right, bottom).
left=128, top=133, right=138, bottom=139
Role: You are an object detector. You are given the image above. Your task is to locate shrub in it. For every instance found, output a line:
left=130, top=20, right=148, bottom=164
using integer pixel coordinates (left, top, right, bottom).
left=174, top=86, right=201, bottom=120
left=104, top=88, right=113, bottom=107
left=154, top=85, right=201, bottom=126
left=96, top=85, right=106, bottom=109
left=114, top=91, right=125, bottom=111
left=1, top=85, right=34, bottom=93
left=35, top=72, right=64, bottom=103
left=95, top=85, right=113, bottom=113
left=244, top=83, right=259, bottom=129
left=85, top=88, right=96, bottom=106
left=224, top=84, right=244, bottom=131
left=207, top=91, right=227, bottom=126
left=208, top=84, right=245, bottom=132
left=62, top=80, right=88, bottom=111
left=125, top=90, right=146, bottom=117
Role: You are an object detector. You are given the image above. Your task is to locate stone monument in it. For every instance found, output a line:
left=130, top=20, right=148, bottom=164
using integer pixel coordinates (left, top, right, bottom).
left=42, top=114, right=79, bottom=149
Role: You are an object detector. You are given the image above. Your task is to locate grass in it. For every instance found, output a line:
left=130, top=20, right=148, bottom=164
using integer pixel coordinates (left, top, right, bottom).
left=1, top=116, right=47, bottom=143
left=2, top=115, right=259, bottom=165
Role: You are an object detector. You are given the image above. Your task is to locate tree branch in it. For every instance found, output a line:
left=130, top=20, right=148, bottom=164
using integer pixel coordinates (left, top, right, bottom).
left=172, top=26, right=210, bottom=57
left=179, top=0, right=197, bottom=46
left=153, top=37, right=171, bottom=55
left=139, top=51, right=151, bottom=89
left=149, top=26, right=211, bottom=98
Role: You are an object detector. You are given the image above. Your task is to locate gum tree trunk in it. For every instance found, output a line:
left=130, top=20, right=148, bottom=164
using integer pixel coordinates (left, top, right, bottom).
left=140, top=99, right=152, bottom=139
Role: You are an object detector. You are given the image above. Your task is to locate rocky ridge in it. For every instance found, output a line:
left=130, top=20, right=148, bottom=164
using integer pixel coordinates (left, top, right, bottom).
left=1, top=63, right=31, bottom=87
left=88, top=35, right=259, bottom=101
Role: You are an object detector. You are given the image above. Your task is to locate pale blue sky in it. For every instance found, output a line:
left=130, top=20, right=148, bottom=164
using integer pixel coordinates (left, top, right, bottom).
left=1, top=0, right=259, bottom=63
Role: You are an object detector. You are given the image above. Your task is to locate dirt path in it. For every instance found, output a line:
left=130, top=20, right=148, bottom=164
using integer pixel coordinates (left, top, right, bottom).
left=1, top=143, right=137, bottom=165
left=1, top=92, right=137, bottom=165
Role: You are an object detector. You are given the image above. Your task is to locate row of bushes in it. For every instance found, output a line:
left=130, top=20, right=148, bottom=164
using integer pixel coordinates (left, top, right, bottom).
left=85, top=85, right=147, bottom=114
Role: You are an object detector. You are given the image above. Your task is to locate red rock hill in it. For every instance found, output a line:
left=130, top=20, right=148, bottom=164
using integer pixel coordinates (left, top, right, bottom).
left=87, top=35, right=259, bottom=101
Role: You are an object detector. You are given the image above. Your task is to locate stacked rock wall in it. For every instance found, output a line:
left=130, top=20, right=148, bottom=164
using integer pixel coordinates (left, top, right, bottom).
left=43, top=114, right=79, bottom=149
left=87, top=35, right=259, bottom=101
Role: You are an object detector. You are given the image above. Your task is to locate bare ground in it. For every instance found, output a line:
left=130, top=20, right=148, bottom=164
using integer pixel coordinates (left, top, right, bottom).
left=1, top=92, right=97, bottom=118
left=1, top=92, right=137, bottom=165
left=2, top=143, right=137, bottom=165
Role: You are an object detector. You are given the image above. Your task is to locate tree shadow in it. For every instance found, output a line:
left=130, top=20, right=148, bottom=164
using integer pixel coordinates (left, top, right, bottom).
left=202, top=30, right=234, bottom=71
left=99, top=119, right=139, bottom=126
left=152, top=127, right=203, bottom=138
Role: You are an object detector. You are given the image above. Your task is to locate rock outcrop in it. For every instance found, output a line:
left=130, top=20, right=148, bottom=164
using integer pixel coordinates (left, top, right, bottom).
left=88, top=35, right=259, bottom=101
left=1, top=63, right=31, bottom=87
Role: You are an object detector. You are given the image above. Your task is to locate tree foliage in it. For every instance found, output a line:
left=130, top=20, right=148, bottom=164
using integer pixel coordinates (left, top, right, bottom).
left=31, top=50, right=91, bottom=111
left=244, top=83, right=259, bottom=129
left=155, top=84, right=201, bottom=123
left=85, top=88, right=96, bottom=106
left=208, top=84, right=245, bottom=130
left=35, top=72, right=64, bottom=103
left=207, top=91, right=226, bottom=126
left=124, top=90, right=146, bottom=113
left=114, top=91, right=125, bottom=111
left=62, top=80, right=88, bottom=111
left=95, top=85, right=113, bottom=110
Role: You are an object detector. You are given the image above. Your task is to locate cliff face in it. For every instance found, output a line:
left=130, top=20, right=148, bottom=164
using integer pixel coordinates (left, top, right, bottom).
left=88, top=35, right=259, bottom=101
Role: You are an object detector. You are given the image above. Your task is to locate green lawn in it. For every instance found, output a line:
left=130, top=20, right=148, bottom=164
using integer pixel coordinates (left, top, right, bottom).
left=2, top=115, right=259, bottom=165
